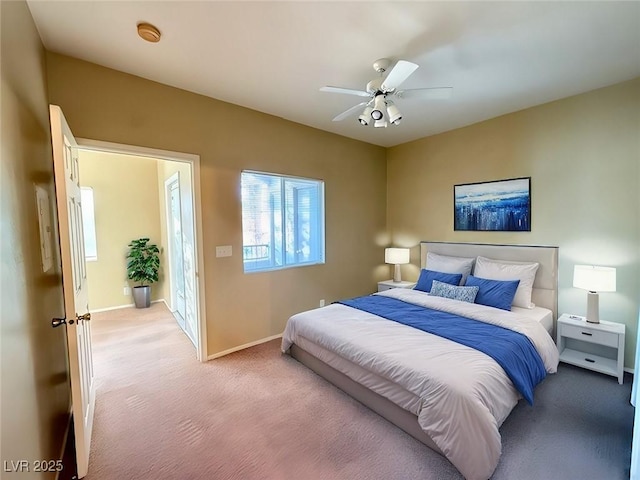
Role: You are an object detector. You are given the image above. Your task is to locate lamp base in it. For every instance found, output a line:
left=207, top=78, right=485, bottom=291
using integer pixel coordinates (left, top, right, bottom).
left=585, top=291, right=600, bottom=324
left=393, top=264, right=402, bottom=283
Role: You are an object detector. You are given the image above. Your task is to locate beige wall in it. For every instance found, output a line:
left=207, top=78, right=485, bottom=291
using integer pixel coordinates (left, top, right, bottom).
left=387, top=78, right=640, bottom=368
left=0, top=1, right=70, bottom=477
left=46, top=53, right=388, bottom=355
left=78, top=150, right=165, bottom=310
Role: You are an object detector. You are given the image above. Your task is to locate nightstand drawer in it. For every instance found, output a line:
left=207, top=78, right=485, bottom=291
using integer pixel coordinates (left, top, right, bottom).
left=560, top=324, right=618, bottom=348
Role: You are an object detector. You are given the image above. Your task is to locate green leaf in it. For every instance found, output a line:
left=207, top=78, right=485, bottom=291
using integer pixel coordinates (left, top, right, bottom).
left=125, top=237, right=161, bottom=286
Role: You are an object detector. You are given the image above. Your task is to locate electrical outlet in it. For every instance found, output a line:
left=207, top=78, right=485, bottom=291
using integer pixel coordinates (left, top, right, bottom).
left=319, top=299, right=325, bottom=307
left=124, top=286, right=131, bottom=296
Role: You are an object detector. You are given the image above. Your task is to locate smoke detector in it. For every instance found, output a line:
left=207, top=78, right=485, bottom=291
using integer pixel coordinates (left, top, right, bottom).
left=137, top=23, right=161, bottom=43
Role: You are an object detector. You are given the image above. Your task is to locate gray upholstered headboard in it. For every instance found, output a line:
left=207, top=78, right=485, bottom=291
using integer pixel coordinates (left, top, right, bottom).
left=420, top=242, right=559, bottom=320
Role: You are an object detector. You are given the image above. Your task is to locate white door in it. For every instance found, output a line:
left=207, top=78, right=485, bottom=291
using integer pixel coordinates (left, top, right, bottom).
left=167, top=176, right=187, bottom=324
left=164, top=171, right=198, bottom=347
left=50, top=105, right=96, bottom=478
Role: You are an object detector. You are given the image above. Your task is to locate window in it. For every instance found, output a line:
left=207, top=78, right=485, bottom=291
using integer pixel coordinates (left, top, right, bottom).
left=241, top=171, right=325, bottom=272
left=80, top=187, right=98, bottom=261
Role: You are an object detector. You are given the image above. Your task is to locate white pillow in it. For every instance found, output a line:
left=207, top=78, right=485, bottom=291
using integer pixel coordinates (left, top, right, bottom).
left=473, top=256, right=539, bottom=309
left=426, top=252, right=475, bottom=285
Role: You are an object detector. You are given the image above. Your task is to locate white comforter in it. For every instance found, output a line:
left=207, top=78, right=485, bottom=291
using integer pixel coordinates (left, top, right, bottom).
left=281, top=288, right=559, bottom=480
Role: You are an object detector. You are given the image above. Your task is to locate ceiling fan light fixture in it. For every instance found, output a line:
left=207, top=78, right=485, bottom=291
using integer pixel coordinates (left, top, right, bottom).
left=358, top=106, right=373, bottom=125
left=386, top=103, right=402, bottom=125
left=371, top=94, right=386, bottom=121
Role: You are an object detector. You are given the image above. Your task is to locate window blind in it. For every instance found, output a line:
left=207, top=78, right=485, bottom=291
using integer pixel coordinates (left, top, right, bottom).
left=241, top=171, right=324, bottom=272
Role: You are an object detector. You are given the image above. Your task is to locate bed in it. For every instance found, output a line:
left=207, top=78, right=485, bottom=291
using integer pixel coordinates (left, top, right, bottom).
left=281, top=242, right=560, bottom=480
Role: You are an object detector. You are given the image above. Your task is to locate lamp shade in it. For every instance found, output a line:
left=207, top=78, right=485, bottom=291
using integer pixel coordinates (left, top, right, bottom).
left=385, top=248, right=410, bottom=265
left=573, top=265, right=616, bottom=292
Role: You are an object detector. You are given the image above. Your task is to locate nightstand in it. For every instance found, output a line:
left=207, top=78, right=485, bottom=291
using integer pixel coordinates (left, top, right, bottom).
left=557, top=313, right=625, bottom=384
left=377, top=280, right=416, bottom=292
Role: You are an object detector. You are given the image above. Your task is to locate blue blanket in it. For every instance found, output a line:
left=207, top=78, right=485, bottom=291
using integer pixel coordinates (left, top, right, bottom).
left=338, top=295, right=546, bottom=405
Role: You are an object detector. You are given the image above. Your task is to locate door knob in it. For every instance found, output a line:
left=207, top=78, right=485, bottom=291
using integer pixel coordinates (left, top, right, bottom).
left=52, top=317, right=76, bottom=327
left=52, top=318, right=67, bottom=328
left=77, top=313, right=91, bottom=322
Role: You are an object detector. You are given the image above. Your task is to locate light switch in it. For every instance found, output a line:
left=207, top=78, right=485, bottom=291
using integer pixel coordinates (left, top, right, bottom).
left=216, top=245, right=232, bottom=257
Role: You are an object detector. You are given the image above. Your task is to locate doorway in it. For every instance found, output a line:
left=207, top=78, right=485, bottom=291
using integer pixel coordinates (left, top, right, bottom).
left=76, top=139, right=207, bottom=361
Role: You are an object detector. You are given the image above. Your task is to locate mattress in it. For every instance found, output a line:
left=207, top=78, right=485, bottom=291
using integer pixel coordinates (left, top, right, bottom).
left=511, top=305, right=554, bottom=334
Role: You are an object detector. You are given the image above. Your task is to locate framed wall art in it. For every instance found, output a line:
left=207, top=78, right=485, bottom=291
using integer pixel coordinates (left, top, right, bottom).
left=454, top=177, right=531, bottom=232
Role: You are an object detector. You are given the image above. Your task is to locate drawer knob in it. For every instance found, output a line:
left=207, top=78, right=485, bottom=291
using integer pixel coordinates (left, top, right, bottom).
left=581, top=332, right=593, bottom=336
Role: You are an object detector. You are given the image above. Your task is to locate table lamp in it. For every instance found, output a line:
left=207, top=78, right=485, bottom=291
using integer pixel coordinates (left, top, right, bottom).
left=385, top=248, right=410, bottom=283
left=573, top=265, right=616, bottom=324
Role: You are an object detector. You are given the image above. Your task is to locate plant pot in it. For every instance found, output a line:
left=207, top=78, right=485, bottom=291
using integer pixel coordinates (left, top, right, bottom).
left=132, top=285, right=151, bottom=308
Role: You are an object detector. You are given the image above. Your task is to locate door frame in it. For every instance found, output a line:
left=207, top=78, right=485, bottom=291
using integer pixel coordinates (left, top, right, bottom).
left=76, top=138, right=208, bottom=362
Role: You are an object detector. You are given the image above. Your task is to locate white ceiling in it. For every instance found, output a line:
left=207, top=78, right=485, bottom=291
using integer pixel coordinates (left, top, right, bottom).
left=27, top=1, right=640, bottom=148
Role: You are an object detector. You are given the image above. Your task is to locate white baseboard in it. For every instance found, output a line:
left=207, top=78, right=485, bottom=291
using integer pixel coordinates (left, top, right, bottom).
left=90, top=299, right=165, bottom=313
left=207, top=333, right=283, bottom=360
left=625, top=367, right=635, bottom=375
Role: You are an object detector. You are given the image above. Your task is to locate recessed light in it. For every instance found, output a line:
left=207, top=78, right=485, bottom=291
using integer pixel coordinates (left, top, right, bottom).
left=137, top=22, right=161, bottom=43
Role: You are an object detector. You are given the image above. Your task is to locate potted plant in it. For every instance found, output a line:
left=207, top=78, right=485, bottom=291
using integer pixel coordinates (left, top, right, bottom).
left=126, top=237, right=160, bottom=308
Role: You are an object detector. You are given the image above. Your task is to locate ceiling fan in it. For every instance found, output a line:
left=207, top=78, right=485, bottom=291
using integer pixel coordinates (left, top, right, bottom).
left=320, top=58, right=452, bottom=128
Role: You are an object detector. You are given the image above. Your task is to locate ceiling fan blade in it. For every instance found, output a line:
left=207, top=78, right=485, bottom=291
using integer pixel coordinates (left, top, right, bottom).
left=381, top=60, right=419, bottom=92
left=331, top=102, right=368, bottom=121
left=395, top=87, right=453, bottom=100
left=320, top=86, right=371, bottom=97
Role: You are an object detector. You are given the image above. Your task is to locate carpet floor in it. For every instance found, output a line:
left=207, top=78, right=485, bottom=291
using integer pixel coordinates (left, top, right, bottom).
left=86, top=303, right=633, bottom=480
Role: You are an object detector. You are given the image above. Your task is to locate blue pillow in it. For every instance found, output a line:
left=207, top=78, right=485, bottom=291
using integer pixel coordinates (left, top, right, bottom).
left=464, top=275, right=520, bottom=311
left=430, top=280, right=479, bottom=303
left=415, top=269, right=463, bottom=293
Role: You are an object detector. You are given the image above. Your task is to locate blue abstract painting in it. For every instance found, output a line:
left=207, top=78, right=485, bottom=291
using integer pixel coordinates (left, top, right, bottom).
left=454, top=177, right=531, bottom=231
